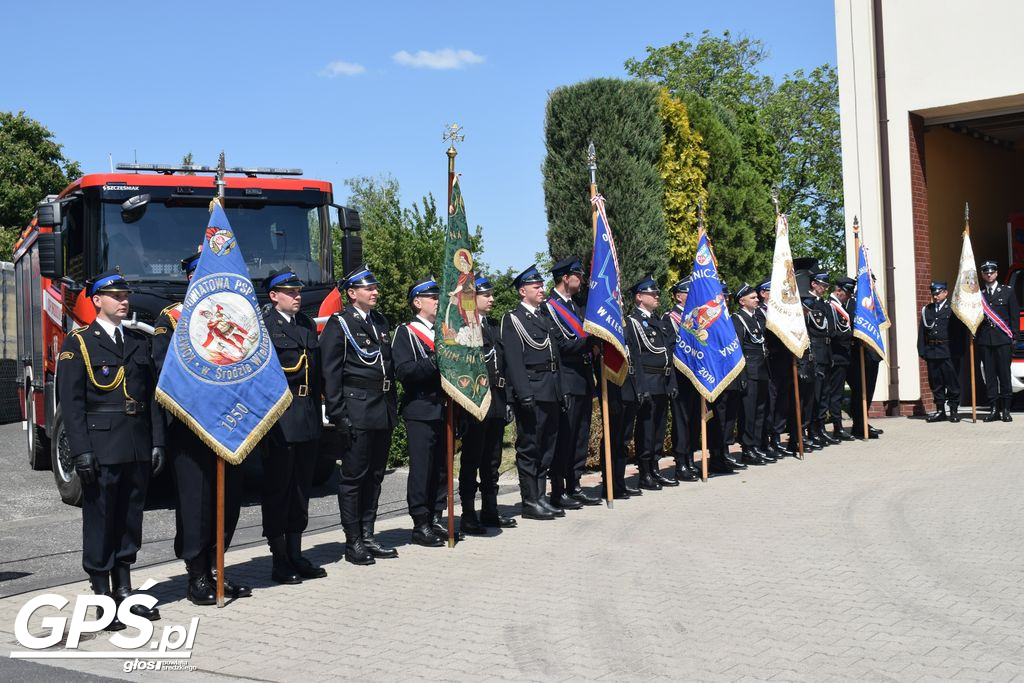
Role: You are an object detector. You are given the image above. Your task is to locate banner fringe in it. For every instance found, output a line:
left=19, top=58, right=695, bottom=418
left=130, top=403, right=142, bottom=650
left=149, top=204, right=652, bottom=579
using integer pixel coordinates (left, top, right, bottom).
left=582, top=321, right=628, bottom=386
left=673, top=354, right=746, bottom=404
left=441, top=378, right=492, bottom=422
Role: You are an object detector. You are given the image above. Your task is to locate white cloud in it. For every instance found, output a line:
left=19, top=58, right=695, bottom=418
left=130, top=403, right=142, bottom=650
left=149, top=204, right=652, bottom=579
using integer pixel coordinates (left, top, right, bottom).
left=318, top=61, right=366, bottom=78
left=392, top=48, right=485, bottom=70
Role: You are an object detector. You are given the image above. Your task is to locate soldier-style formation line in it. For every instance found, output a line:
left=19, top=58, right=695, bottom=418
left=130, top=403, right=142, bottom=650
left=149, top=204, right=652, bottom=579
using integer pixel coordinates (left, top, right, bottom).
left=56, top=251, right=1018, bottom=630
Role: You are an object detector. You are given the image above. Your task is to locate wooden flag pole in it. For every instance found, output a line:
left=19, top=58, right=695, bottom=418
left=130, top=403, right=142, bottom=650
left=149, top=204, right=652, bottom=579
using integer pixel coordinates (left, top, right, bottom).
left=970, top=338, right=977, bottom=423
left=588, top=143, right=614, bottom=507
left=216, top=458, right=225, bottom=607
left=700, top=398, right=709, bottom=482
left=214, top=151, right=226, bottom=609
left=859, top=345, right=869, bottom=440
left=444, top=129, right=459, bottom=549
left=791, top=356, right=804, bottom=459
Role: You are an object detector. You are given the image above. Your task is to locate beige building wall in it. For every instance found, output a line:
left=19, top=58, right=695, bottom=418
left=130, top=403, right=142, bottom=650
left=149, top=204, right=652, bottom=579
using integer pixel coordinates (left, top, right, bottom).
left=835, top=0, right=1024, bottom=405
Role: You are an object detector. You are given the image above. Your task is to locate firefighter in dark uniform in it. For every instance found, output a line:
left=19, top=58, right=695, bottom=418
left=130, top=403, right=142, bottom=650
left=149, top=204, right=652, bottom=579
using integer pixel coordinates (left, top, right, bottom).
left=847, top=277, right=884, bottom=439
left=58, top=270, right=163, bottom=629
left=977, top=260, right=1019, bottom=422
left=663, top=278, right=699, bottom=481
left=393, top=277, right=450, bottom=547
left=544, top=256, right=601, bottom=509
left=320, top=265, right=399, bottom=565
left=626, top=275, right=679, bottom=489
left=459, top=276, right=517, bottom=535
left=757, top=279, right=792, bottom=458
left=733, top=283, right=772, bottom=465
left=152, top=253, right=250, bottom=605
left=501, top=265, right=564, bottom=521
left=260, top=267, right=327, bottom=584
left=918, top=280, right=962, bottom=423
left=805, top=271, right=838, bottom=447
left=826, top=277, right=856, bottom=440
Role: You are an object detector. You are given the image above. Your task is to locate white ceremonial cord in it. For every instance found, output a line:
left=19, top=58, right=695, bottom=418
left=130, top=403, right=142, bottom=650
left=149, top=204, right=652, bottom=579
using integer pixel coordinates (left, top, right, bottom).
left=509, top=313, right=551, bottom=351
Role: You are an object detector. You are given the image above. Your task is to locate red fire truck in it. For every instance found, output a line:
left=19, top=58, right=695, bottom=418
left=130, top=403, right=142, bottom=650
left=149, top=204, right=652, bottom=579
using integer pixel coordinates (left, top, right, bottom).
left=13, top=163, right=360, bottom=504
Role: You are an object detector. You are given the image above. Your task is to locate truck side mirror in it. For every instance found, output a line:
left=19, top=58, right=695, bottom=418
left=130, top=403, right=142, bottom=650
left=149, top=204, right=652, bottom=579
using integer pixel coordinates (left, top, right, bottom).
left=36, top=201, right=62, bottom=228
left=37, top=232, right=65, bottom=280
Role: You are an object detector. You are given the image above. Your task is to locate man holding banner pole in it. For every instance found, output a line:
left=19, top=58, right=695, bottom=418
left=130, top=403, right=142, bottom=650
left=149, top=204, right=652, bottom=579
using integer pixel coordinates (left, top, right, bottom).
left=976, top=259, right=1018, bottom=422
left=850, top=218, right=890, bottom=441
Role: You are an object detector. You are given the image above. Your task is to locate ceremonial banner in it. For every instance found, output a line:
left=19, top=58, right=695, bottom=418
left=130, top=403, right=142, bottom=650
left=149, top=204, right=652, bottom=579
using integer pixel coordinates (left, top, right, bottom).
left=156, top=201, right=291, bottom=464
left=950, top=230, right=984, bottom=336
left=436, top=175, right=491, bottom=421
left=673, top=231, right=745, bottom=402
left=583, top=194, right=627, bottom=386
left=852, top=239, right=890, bottom=360
left=765, top=214, right=809, bottom=357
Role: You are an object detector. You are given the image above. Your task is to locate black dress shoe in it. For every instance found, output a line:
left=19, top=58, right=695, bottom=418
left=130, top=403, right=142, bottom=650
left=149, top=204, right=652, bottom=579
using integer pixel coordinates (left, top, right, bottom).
left=480, top=511, right=517, bottom=528
left=926, top=411, right=948, bottom=423
left=411, top=524, right=445, bottom=547
left=570, top=487, right=603, bottom=506
left=818, top=430, right=840, bottom=445
left=623, top=484, right=642, bottom=496
left=948, top=412, right=961, bottom=423
left=97, top=601, right=127, bottom=631
left=432, top=514, right=454, bottom=539
left=363, top=536, right=399, bottom=558
left=537, top=498, right=566, bottom=517
left=707, top=457, right=736, bottom=474
left=741, top=450, right=767, bottom=466
left=612, top=491, right=632, bottom=500
left=460, top=514, right=487, bottom=535
left=675, top=467, right=699, bottom=481
left=551, top=494, right=584, bottom=510
left=638, top=474, right=663, bottom=490
left=1002, top=408, right=1013, bottom=422
left=651, top=470, right=680, bottom=487
left=833, top=427, right=855, bottom=441
left=113, top=587, right=161, bottom=621
left=868, top=425, right=883, bottom=436
left=187, top=575, right=218, bottom=605
left=727, top=454, right=748, bottom=469
left=212, top=573, right=253, bottom=598
left=752, top=447, right=776, bottom=463
left=521, top=501, right=556, bottom=520
left=345, top=537, right=376, bottom=565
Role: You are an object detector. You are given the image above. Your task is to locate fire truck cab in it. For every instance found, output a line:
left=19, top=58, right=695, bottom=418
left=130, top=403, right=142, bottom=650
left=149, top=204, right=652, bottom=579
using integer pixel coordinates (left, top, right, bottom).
left=14, top=163, right=361, bottom=505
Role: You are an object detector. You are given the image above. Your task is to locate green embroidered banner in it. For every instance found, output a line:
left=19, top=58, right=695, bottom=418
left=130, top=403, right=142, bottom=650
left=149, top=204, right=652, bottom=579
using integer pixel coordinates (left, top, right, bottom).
left=435, top=176, right=491, bottom=421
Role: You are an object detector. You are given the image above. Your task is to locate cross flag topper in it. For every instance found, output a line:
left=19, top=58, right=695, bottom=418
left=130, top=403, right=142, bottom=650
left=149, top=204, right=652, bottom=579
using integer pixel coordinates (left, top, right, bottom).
left=443, top=123, right=464, bottom=148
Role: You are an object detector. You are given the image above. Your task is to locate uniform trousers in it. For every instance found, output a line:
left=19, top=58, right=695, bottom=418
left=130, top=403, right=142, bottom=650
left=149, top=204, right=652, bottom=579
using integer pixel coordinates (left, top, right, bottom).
left=82, top=462, right=151, bottom=575
left=261, top=433, right=317, bottom=538
left=405, top=419, right=447, bottom=520
left=826, top=363, right=849, bottom=423
left=768, top=353, right=795, bottom=441
left=551, top=394, right=592, bottom=496
left=670, top=378, right=698, bottom=464
left=170, top=424, right=242, bottom=563
left=459, top=417, right=504, bottom=510
left=978, top=344, right=1013, bottom=402
left=926, top=357, right=961, bottom=406
left=512, top=400, right=559, bottom=503
left=848, top=353, right=880, bottom=433
left=600, top=397, right=637, bottom=493
left=738, top=376, right=768, bottom=448
left=337, top=427, right=391, bottom=534
left=634, top=394, right=668, bottom=469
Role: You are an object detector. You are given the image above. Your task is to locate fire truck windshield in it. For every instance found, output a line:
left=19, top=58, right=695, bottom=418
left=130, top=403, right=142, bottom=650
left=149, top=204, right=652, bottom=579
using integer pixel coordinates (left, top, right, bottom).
left=99, top=200, right=330, bottom=285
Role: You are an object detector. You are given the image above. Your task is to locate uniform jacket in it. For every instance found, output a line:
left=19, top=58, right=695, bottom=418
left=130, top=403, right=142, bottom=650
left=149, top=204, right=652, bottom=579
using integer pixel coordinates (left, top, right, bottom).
left=500, top=303, right=562, bottom=404
left=319, top=306, right=397, bottom=431
left=265, top=309, right=323, bottom=442
left=917, top=300, right=954, bottom=360
left=976, top=282, right=1020, bottom=347
left=392, top=317, right=444, bottom=422
left=626, top=308, right=675, bottom=396
left=57, top=321, right=164, bottom=464
left=543, top=289, right=595, bottom=398
left=602, top=313, right=642, bottom=405
left=806, top=298, right=833, bottom=367
left=733, top=307, right=768, bottom=380
left=480, top=316, right=508, bottom=420
left=827, top=295, right=854, bottom=366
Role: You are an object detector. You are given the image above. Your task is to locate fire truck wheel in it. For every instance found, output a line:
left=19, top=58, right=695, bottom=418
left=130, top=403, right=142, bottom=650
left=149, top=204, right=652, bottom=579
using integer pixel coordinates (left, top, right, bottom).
left=50, top=408, right=83, bottom=507
left=25, top=376, right=51, bottom=471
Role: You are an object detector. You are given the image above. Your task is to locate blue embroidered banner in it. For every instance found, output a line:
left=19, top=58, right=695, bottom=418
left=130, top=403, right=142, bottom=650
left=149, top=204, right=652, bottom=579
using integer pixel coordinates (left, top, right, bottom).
left=155, top=200, right=291, bottom=464
left=583, top=195, right=627, bottom=385
left=852, top=239, right=890, bottom=361
left=672, top=231, right=745, bottom=402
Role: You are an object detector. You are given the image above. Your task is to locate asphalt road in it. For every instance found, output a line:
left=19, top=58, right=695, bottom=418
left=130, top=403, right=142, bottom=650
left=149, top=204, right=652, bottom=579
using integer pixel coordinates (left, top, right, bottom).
left=0, top=421, right=423, bottom=600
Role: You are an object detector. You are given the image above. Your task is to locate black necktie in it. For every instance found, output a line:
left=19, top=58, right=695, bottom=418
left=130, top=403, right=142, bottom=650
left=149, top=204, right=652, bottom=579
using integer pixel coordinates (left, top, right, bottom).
left=290, top=316, right=296, bottom=326
left=114, top=327, right=124, bottom=355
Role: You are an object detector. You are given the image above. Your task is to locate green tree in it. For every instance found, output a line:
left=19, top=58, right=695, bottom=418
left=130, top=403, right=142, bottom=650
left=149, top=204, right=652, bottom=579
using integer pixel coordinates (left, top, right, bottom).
left=680, top=93, right=774, bottom=287
left=0, top=111, right=81, bottom=259
left=658, top=88, right=709, bottom=283
left=543, top=78, right=668, bottom=291
left=626, top=31, right=844, bottom=274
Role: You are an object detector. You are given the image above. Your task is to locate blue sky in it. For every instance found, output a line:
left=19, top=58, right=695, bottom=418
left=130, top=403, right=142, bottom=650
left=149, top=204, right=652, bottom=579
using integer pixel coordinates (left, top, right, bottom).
left=0, top=0, right=836, bottom=273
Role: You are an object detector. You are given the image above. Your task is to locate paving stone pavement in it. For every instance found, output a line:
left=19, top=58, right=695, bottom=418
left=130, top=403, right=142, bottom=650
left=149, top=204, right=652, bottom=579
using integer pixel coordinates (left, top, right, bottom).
left=2, top=417, right=1023, bottom=682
